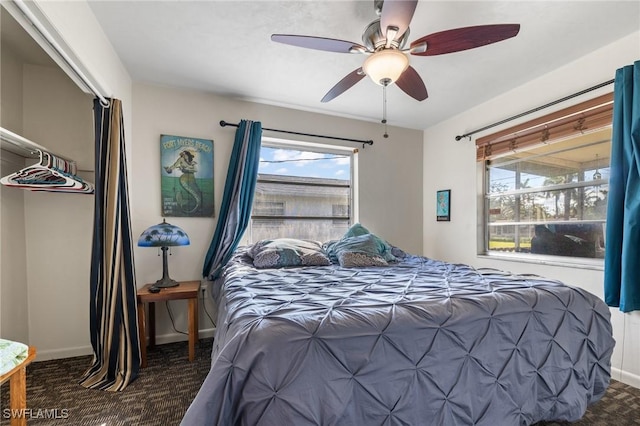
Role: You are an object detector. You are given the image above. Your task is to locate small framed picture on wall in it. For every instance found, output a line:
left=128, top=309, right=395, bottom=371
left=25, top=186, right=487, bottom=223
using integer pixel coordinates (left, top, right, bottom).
left=436, top=189, right=451, bottom=222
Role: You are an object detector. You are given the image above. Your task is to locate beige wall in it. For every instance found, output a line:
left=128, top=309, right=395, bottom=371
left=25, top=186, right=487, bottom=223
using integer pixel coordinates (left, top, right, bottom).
left=0, top=149, right=29, bottom=342
left=22, top=63, right=94, bottom=358
left=422, top=31, right=640, bottom=387
left=0, top=49, right=94, bottom=356
left=0, top=37, right=24, bottom=133
left=0, top=39, right=28, bottom=341
left=131, top=83, right=424, bottom=339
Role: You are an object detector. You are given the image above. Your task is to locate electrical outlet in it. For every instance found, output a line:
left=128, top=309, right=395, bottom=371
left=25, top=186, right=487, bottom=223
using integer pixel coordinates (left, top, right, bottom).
left=200, top=281, right=211, bottom=300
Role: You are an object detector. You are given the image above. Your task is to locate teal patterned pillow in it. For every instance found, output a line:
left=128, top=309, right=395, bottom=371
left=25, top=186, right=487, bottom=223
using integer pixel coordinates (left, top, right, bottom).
left=325, top=228, right=397, bottom=265
left=248, top=238, right=331, bottom=269
left=338, top=251, right=389, bottom=267
left=325, top=234, right=393, bottom=267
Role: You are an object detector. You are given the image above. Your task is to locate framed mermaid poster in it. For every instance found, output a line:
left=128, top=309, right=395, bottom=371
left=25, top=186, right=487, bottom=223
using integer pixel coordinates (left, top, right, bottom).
left=160, top=134, right=214, bottom=217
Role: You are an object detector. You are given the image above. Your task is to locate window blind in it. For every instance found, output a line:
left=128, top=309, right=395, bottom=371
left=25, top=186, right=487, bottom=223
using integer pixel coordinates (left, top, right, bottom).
left=476, top=92, right=613, bottom=161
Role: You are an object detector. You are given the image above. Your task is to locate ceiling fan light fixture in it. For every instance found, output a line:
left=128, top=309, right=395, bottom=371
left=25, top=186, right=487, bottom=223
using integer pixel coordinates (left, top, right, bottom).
left=271, top=3, right=520, bottom=103
left=363, top=49, right=409, bottom=86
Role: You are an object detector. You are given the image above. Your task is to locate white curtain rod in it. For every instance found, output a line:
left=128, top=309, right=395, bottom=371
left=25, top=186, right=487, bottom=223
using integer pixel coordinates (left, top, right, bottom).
left=12, top=0, right=110, bottom=107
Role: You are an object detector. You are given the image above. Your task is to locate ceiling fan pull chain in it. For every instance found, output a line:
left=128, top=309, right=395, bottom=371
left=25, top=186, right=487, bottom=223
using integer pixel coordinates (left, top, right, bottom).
left=382, top=83, right=389, bottom=138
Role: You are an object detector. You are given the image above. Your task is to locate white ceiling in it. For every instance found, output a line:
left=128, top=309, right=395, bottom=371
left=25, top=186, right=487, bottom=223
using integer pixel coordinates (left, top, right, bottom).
left=86, top=1, right=639, bottom=130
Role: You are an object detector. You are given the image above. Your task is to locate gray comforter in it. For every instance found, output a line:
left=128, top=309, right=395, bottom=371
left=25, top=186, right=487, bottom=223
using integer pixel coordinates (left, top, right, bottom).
left=182, top=250, right=614, bottom=425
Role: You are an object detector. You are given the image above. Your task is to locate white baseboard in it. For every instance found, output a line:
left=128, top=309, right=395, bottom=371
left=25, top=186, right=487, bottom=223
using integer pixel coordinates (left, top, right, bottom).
left=35, top=327, right=217, bottom=362
left=612, top=367, right=640, bottom=389
left=36, top=345, right=94, bottom=361
left=152, top=327, right=216, bottom=345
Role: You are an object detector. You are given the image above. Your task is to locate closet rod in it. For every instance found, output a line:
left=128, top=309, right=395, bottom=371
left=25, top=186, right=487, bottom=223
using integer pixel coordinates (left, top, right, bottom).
left=0, top=127, right=73, bottom=163
left=12, top=0, right=110, bottom=107
left=454, top=79, right=615, bottom=141
left=220, top=120, right=374, bottom=146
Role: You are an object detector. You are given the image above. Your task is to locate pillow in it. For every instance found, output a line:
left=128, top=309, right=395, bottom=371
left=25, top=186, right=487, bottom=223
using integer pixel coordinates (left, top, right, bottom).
left=338, top=251, right=388, bottom=268
left=325, top=233, right=393, bottom=267
left=343, top=223, right=371, bottom=238
left=248, top=238, right=331, bottom=269
left=390, top=245, right=407, bottom=259
left=326, top=223, right=397, bottom=264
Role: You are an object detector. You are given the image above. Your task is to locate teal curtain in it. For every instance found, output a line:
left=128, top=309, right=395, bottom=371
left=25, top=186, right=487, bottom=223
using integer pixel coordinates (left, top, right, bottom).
left=81, top=98, right=140, bottom=390
left=203, top=120, right=262, bottom=279
left=604, top=60, right=640, bottom=313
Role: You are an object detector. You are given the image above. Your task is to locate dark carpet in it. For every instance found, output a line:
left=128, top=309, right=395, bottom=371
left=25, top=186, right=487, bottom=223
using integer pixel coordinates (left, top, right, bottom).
left=1, top=339, right=212, bottom=425
left=2, top=338, right=639, bottom=425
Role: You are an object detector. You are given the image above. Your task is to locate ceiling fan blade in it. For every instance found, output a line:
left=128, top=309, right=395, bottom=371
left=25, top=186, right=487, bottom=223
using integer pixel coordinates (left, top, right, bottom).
left=380, top=0, right=418, bottom=39
left=410, top=24, right=521, bottom=56
left=271, top=34, right=367, bottom=53
left=321, top=68, right=366, bottom=103
left=395, top=66, right=428, bottom=101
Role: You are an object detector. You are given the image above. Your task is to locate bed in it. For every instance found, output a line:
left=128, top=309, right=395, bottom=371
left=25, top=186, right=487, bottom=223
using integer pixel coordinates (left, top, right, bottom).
left=182, top=241, right=614, bottom=426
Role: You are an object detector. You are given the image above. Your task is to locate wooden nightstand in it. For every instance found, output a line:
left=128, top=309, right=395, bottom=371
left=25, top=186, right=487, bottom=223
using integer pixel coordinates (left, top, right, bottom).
left=136, top=280, right=200, bottom=367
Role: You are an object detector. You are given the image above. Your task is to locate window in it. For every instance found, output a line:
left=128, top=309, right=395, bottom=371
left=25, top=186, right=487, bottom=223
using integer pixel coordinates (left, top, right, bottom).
left=479, top=93, right=613, bottom=260
left=248, top=140, right=355, bottom=243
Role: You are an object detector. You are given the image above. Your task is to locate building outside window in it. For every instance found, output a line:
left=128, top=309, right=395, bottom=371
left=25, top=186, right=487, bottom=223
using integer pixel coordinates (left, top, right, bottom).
left=479, top=93, right=613, bottom=260
left=248, top=141, right=354, bottom=243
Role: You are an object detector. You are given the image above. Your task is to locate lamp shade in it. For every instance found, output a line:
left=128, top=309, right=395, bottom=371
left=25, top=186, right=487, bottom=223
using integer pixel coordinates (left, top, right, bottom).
left=363, top=49, right=409, bottom=86
left=138, top=219, right=190, bottom=247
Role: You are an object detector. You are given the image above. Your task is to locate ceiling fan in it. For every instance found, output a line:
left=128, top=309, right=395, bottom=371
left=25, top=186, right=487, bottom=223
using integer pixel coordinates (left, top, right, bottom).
left=271, top=0, right=520, bottom=103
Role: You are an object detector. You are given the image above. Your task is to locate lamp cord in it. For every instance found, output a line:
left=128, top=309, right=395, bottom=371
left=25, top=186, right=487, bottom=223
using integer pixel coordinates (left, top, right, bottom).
left=165, top=296, right=217, bottom=336
left=165, top=301, right=188, bottom=336
left=201, top=289, right=217, bottom=327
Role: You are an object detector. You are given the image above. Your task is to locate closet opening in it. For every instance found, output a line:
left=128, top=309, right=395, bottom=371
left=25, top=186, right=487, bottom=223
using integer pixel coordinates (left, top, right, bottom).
left=1, top=6, right=96, bottom=359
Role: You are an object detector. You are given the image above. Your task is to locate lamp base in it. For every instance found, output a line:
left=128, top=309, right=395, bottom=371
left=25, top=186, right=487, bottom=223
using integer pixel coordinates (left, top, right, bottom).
left=154, top=246, right=179, bottom=288
left=154, top=277, right=179, bottom=288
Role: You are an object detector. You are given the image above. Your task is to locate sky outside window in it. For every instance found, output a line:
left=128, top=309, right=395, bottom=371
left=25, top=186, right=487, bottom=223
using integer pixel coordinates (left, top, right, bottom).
left=258, top=147, right=350, bottom=179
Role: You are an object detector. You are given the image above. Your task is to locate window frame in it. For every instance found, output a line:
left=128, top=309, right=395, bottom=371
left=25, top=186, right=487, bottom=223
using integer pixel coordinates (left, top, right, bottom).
left=247, top=136, right=358, bottom=243
left=476, top=93, right=613, bottom=267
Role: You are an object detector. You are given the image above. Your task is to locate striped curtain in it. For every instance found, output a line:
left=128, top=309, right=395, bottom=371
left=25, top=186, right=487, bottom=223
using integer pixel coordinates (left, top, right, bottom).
left=203, top=120, right=262, bottom=279
left=80, top=98, right=140, bottom=391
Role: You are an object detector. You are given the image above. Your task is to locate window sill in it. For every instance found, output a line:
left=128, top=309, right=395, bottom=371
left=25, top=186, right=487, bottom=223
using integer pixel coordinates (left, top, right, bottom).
left=477, top=252, right=604, bottom=271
